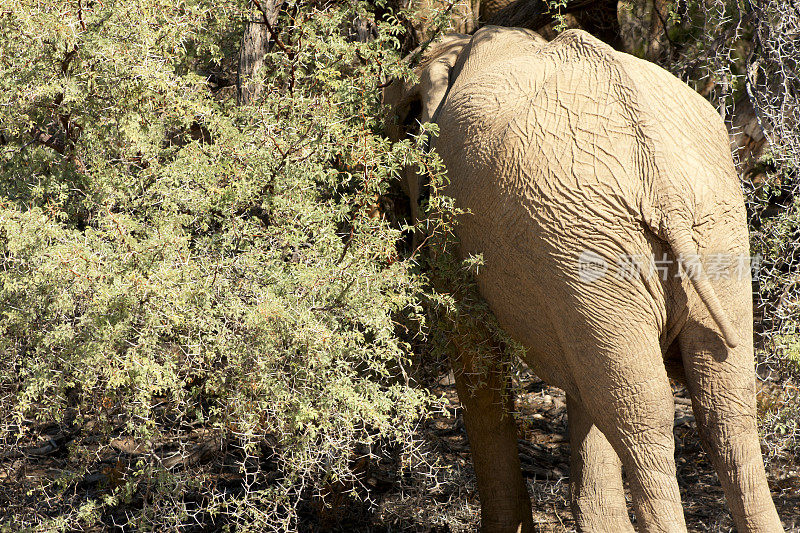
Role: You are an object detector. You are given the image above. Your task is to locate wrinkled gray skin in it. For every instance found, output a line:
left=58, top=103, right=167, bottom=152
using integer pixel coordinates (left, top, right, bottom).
left=384, top=27, right=784, bottom=532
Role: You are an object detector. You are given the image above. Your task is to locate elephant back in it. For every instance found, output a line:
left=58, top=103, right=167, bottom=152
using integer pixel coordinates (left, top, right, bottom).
left=434, top=26, right=744, bottom=347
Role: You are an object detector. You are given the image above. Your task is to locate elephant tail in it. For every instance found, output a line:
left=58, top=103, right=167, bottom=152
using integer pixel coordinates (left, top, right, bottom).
left=667, top=227, right=740, bottom=348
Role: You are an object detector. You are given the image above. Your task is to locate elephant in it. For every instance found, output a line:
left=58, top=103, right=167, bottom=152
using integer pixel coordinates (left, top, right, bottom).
left=384, top=26, right=784, bottom=532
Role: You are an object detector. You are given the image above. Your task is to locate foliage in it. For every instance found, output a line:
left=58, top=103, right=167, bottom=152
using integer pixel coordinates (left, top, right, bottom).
left=0, top=1, right=453, bottom=530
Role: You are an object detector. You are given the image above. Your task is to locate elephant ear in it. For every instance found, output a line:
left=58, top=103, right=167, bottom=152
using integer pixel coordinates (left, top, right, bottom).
left=382, top=76, right=422, bottom=142
left=383, top=34, right=471, bottom=140
left=382, top=34, right=471, bottom=250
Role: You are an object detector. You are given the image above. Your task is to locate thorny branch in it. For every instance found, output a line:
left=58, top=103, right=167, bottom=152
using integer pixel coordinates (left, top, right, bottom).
left=252, top=0, right=291, bottom=58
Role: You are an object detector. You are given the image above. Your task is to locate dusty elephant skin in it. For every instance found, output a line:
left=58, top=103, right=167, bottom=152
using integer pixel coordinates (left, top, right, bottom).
left=384, top=27, right=785, bottom=533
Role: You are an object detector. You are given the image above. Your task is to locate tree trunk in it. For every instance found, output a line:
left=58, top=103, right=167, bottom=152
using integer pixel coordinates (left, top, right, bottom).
left=484, top=0, right=598, bottom=32
left=483, top=0, right=622, bottom=48
left=237, top=0, right=283, bottom=105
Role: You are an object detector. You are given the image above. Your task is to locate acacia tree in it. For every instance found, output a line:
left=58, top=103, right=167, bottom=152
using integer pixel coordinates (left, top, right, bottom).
left=0, top=1, right=448, bottom=530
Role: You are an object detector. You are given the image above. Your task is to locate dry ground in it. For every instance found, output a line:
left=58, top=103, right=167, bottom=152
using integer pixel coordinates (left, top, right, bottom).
left=2, top=372, right=798, bottom=532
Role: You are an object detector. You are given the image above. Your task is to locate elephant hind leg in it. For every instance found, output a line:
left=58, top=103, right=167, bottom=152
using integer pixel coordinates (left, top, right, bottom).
left=564, top=326, right=687, bottom=532
left=567, top=394, right=635, bottom=533
left=679, top=323, right=784, bottom=532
